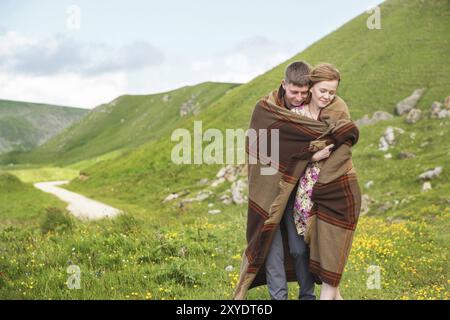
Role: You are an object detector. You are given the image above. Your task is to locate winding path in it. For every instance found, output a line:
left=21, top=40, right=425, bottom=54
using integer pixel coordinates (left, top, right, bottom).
left=34, top=181, right=121, bottom=220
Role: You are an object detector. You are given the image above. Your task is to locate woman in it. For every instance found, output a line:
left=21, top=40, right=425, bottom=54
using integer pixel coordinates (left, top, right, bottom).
left=292, top=63, right=359, bottom=300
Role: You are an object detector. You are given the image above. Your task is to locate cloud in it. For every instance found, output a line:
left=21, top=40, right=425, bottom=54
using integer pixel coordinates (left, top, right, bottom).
left=188, top=35, right=297, bottom=83
left=0, top=72, right=128, bottom=108
left=0, top=31, right=164, bottom=76
left=120, top=36, right=297, bottom=96
left=0, top=32, right=299, bottom=109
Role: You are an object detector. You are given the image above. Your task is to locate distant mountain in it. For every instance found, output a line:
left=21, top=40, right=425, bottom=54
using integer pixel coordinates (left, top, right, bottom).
left=0, top=99, right=87, bottom=155
left=7, top=82, right=239, bottom=165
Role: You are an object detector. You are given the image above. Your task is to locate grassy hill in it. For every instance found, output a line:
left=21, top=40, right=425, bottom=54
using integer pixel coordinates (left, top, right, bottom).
left=194, top=0, right=450, bottom=132
left=4, top=82, right=239, bottom=165
left=0, top=0, right=448, bottom=300
left=0, top=100, right=87, bottom=156
left=0, top=172, right=67, bottom=227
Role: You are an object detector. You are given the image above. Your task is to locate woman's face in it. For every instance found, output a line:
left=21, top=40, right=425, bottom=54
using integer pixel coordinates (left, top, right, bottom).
left=310, top=80, right=339, bottom=108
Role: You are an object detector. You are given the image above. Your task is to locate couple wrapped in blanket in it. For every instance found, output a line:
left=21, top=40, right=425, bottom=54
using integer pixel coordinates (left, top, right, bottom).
left=234, top=61, right=362, bottom=300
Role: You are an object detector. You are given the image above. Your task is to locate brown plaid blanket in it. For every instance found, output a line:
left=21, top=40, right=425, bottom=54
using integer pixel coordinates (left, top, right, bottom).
left=233, top=87, right=362, bottom=299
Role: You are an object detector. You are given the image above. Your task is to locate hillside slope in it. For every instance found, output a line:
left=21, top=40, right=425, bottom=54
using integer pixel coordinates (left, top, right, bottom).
left=0, top=100, right=87, bottom=155
left=7, top=82, right=238, bottom=165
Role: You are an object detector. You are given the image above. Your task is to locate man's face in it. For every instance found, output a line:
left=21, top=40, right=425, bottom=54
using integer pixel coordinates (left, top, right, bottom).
left=281, top=80, right=309, bottom=108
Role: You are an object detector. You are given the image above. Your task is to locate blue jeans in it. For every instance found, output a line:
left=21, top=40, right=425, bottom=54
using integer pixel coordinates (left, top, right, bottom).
left=265, top=190, right=316, bottom=300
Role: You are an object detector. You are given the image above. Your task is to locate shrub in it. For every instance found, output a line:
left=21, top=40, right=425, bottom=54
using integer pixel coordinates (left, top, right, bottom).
left=40, top=207, right=74, bottom=234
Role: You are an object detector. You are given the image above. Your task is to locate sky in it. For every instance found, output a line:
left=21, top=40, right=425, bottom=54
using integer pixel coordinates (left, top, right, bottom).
left=0, top=0, right=383, bottom=109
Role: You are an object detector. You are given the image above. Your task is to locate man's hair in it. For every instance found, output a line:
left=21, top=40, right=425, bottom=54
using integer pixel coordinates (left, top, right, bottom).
left=284, top=61, right=312, bottom=87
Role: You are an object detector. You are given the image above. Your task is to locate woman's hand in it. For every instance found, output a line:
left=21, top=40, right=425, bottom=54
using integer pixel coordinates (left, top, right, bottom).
left=311, top=144, right=334, bottom=162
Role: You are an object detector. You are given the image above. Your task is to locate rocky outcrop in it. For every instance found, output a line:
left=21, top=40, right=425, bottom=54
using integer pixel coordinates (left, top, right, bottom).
left=405, top=108, right=422, bottom=124
left=378, top=127, right=405, bottom=151
left=355, top=111, right=393, bottom=127
left=395, top=88, right=425, bottom=115
left=180, top=94, right=201, bottom=117
left=418, top=167, right=442, bottom=180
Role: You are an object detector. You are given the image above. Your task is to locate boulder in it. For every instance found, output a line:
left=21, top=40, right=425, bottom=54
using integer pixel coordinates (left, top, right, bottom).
left=421, top=182, right=432, bottom=192
left=360, top=194, right=372, bottom=216
left=163, top=193, right=179, bottom=203
left=220, top=194, right=232, bottom=205
left=430, top=101, right=443, bottom=118
left=437, top=109, right=449, bottom=118
left=378, top=126, right=405, bottom=151
left=231, top=179, right=247, bottom=204
left=364, top=180, right=374, bottom=189
left=355, top=111, right=393, bottom=127
left=418, top=167, right=442, bottom=180
left=395, top=88, right=425, bottom=115
left=405, top=108, right=422, bottom=124
left=398, top=151, right=416, bottom=159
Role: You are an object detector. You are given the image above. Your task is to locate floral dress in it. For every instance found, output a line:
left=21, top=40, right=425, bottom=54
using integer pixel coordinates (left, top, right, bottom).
left=291, top=105, right=321, bottom=236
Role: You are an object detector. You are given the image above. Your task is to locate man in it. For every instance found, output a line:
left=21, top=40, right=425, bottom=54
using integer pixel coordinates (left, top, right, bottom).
left=264, top=61, right=317, bottom=300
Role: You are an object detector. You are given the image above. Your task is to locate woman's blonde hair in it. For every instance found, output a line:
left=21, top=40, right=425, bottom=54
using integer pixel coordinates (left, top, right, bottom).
left=305, top=63, right=341, bottom=104
left=309, top=63, right=341, bottom=84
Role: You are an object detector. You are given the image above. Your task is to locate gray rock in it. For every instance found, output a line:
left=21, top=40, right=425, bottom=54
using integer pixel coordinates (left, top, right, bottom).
left=430, top=101, right=442, bottom=118
left=355, top=115, right=371, bottom=127
left=216, top=167, right=228, bottom=178
left=197, top=178, right=209, bottom=186
left=395, top=88, right=425, bottom=115
left=225, top=265, right=234, bottom=272
left=421, top=181, right=432, bottom=192
left=220, top=194, right=232, bottom=205
left=378, top=126, right=405, bottom=151
left=163, top=193, right=179, bottom=203
left=384, top=127, right=396, bottom=145
left=211, top=177, right=225, bottom=188
left=378, top=202, right=392, bottom=213
left=364, top=181, right=374, bottom=189
left=194, top=190, right=213, bottom=201
left=437, top=109, right=449, bottom=119
left=208, top=209, right=221, bottom=215
left=373, top=111, right=394, bottom=122
left=398, top=151, right=416, bottom=159
left=378, top=136, right=390, bottom=151
left=419, top=167, right=442, bottom=180
left=405, top=108, right=422, bottom=124
left=360, top=194, right=372, bottom=216
left=179, top=94, right=200, bottom=117
left=355, top=111, right=393, bottom=127
left=231, top=179, right=248, bottom=204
